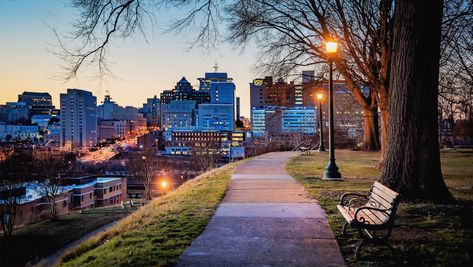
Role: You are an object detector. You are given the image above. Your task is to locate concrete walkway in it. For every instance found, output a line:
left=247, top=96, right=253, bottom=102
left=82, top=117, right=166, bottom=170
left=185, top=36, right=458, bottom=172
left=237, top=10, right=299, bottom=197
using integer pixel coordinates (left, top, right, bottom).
left=177, top=152, right=345, bottom=267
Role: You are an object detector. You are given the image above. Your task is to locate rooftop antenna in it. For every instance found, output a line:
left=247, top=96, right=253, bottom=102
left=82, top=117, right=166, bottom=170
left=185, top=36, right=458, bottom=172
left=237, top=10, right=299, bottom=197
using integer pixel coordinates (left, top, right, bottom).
left=213, top=62, right=219, bottom=72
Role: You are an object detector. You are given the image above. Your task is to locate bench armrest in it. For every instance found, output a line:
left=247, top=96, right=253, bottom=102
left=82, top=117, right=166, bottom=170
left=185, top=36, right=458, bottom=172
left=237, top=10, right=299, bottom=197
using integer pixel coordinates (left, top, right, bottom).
left=354, top=206, right=391, bottom=224
left=340, top=193, right=369, bottom=206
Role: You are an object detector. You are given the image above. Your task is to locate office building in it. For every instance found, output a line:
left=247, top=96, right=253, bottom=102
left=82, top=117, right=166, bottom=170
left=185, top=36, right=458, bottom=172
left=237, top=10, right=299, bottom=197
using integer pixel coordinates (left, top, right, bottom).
left=160, top=77, right=210, bottom=104
left=198, top=72, right=229, bottom=91
left=0, top=123, right=40, bottom=142
left=18, top=91, right=55, bottom=115
left=97, top=94, right=119, bottom=120
left=0, top=102, right=31, bottom=124
left=60, top=89, right=98, bottom=148
left=164, top=127, right=245, bottom=156
left=198, top=104, right=234, bottom=131
left=31, top=114, right=52, bottom=128
left=161, top=100, right=197, bottom=129
left=250, top=78, right=265, bottom=110
left=140, top=95, right=161, bottom=126
left=251, top=106, right=316, bottom=136
left=281, top=107, right=317, bottom=134
left=205, top=73, right=235, bottom=104
left=197, top=72, right=236, bottom=130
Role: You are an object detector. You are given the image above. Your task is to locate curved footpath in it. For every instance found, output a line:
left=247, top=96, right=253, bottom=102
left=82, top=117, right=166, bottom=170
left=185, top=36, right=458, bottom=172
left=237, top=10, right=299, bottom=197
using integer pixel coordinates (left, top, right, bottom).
left=177, top=152, right=345, bottom=266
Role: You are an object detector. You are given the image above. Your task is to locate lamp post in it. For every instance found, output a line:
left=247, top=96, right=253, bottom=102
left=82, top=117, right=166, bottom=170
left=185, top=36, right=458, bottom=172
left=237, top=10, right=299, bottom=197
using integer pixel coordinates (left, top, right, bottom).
left=316, top=93, right=326, bottom=152
left=323, top=40, right=342, bottom=180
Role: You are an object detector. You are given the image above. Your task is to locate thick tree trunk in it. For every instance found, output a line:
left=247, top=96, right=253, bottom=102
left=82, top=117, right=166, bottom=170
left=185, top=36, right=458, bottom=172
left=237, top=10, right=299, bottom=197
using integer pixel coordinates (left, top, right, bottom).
left=378, top=106, right=389, bottom=166
left=360, top=106, right=380, bottom=150
left=379, top=0, right=452, bottom=202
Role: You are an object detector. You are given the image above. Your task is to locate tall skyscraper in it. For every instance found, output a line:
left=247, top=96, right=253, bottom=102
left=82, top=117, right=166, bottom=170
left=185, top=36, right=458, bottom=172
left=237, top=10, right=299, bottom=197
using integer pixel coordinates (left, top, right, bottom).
left=197, top=72, right=236, bottom=130
left=60, top=89, right=97, bottom=148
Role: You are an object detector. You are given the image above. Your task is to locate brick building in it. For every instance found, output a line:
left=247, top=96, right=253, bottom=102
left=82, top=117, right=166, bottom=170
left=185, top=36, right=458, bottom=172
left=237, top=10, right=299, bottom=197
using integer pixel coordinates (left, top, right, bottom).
left=63, top=176, right=127, bottom=210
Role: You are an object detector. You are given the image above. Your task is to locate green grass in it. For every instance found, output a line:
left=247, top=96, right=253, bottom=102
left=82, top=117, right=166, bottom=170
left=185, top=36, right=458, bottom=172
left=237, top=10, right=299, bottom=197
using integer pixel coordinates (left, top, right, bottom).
left=0, top=205, right=135, bottom=267
left=286, top=149, right=473, bottom=266
left=59, top=161, right=240, bottom=267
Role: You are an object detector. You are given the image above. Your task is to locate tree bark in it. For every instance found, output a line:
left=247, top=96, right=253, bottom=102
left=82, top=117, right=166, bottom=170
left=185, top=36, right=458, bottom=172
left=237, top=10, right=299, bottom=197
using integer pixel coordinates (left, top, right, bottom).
left=379, top=106, right=389, bottom=167
left=379, top=0, right=452, bottom=202
left=360, top=106, right=380, bottom=151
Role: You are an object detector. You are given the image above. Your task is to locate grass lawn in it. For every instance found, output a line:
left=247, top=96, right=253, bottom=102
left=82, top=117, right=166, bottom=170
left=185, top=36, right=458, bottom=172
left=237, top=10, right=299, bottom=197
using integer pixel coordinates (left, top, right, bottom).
left=59, top=161, right=240, bottom=267
left=286, top=149, right=473, bottom=266
left=0, top=205, right=136, bottom=267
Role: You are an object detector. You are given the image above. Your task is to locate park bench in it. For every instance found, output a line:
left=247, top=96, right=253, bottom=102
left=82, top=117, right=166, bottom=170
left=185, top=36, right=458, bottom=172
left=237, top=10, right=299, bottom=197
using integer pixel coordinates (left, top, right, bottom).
left=337, top=181, right=401, bottom=259
left=298, top=146, right=311, bottom=155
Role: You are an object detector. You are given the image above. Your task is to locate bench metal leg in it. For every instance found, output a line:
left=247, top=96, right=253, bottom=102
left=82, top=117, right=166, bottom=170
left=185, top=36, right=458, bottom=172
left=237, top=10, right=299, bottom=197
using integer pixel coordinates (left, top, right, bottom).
left=342, top=222, right=349, bottom=236
left=354, top=239, right=365, bottom=260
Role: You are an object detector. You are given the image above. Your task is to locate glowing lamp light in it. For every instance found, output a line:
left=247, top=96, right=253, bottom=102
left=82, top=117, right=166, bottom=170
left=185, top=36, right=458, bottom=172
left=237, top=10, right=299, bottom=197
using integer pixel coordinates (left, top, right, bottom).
left=317, top=93, right=324, bottom=100
left=160, top=180, right=169, bottom=189
left=325, top=41, right=338, bottom=54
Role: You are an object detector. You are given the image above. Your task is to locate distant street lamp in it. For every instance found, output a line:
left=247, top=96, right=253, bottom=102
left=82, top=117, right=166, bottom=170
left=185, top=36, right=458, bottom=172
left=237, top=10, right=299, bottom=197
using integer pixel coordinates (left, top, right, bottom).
left=316, top=93, right=326, bottom=152
left=323, top=40, right=342, bottom=180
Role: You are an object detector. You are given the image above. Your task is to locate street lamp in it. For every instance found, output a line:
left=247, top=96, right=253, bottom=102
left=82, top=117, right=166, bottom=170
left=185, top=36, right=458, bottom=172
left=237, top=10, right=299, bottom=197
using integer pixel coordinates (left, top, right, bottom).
left=316, top=93, right=326, bottom=152
left=323, top=39, right=342, bottom=180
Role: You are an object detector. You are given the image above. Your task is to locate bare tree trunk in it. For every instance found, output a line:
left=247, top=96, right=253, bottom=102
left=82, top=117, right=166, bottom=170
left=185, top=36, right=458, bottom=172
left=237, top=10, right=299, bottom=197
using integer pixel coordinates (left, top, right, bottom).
left=380, top=0, right=452, bottom=202
left=379, top=106, right=389, bottom=167
left=360, top=106, right=381, bottom=150
left=49, top=195, right=58, bottom=220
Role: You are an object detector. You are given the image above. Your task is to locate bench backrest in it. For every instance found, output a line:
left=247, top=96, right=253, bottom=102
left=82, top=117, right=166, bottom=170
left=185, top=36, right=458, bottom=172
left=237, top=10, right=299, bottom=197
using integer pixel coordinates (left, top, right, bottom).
left=367, top=181, right=401, bottom=223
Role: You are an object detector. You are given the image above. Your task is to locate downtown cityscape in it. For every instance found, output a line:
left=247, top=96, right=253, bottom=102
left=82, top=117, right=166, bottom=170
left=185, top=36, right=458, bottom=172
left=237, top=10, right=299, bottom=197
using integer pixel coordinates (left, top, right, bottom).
left=1, top=1, right=472, bottom=267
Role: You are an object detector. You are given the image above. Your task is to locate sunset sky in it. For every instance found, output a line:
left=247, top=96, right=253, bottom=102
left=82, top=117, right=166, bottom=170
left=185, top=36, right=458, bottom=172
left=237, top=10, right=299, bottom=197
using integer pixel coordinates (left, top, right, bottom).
left=0, top=1, right=262, bottom=117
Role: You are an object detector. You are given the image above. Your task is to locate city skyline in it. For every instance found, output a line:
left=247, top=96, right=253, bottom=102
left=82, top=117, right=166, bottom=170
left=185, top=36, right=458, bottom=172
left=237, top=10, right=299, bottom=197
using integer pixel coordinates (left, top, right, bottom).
left=0, top=1, right=261, bottom=117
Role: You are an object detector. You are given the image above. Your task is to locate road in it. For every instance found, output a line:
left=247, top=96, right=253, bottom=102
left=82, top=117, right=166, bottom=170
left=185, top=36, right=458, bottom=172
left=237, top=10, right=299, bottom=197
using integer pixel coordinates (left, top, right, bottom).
left=78, top=138, right=136, bottom=164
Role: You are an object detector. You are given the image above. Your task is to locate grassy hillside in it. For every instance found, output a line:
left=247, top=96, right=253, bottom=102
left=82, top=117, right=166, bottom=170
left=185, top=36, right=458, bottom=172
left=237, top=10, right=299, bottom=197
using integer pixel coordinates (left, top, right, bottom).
left=60, top=162, right=241, bottom=266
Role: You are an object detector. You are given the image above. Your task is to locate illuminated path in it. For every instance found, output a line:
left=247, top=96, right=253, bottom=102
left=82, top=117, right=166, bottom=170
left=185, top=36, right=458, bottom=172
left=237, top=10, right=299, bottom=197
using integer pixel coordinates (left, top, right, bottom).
left=177, top=152, right=345, bottom=266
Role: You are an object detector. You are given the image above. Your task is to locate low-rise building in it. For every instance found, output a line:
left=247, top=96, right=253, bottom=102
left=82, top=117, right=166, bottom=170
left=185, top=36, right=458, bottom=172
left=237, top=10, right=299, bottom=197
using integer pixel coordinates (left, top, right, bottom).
left=0, top=184, right=72, bottom=226
left=63, top=176, right=127, bottom=210
left=0, top=102, right=31, bottom=124
left=251, top=106, right=317, bottom=136
left=164, top=127, right=245, bottom=156
left=0, top=123, right=40, bottom=142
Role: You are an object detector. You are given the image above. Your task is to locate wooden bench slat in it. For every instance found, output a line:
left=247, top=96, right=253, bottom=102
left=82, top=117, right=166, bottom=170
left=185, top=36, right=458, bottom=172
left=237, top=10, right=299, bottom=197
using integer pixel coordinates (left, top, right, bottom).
left=372, top=185, right=397, bottom=203
left=372, top=185, right=397, bottom=201
left=337, top=205, right=356, bottom=222
left=369, top=190, right=394, bottom=209
left=357, top=210, right=384, bottom=225
left=370, top=209, right=390, bottom=222
left=373, top=181, right=399, bottom=198
left=337, top=205, right=386, bottom=225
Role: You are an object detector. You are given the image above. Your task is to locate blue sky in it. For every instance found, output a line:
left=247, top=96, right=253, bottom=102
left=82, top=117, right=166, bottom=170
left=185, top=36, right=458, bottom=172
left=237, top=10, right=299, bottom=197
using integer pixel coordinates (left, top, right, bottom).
left=0, top=0, right=259, bottom=116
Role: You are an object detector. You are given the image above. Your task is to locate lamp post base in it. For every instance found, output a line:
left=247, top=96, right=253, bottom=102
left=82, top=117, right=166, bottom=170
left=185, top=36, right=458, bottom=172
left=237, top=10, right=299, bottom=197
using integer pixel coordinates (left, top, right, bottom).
left=323, top=161, right=342, bottom=180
